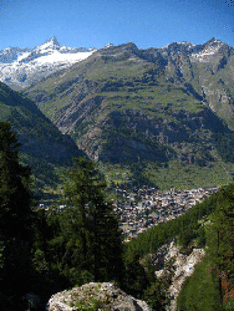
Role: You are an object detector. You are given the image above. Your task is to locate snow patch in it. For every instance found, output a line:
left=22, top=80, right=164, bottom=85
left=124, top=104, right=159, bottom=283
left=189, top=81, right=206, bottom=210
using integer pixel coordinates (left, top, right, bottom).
left=103, top=43, right=114, bottom=49
left=34, top=50, right=93, bottom=65
left=191, top=42, right=223, bottom=62
left=17, top=51, right=31, bottom=62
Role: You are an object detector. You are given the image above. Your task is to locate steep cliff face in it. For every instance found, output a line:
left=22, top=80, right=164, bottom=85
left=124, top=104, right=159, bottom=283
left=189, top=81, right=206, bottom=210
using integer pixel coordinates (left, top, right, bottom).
left=24, top=38, right=234, bottom=188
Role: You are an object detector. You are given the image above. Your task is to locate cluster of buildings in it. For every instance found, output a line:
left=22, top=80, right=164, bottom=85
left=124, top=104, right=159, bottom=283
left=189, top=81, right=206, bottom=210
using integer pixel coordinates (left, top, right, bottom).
left=113, top=186, right=220, bottom=240
left=38, top=184, right=220, bottom=241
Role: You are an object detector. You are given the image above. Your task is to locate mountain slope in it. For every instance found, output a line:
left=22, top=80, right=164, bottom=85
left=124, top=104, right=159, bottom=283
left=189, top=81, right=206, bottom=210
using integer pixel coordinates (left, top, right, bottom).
left=24, top=38, right=234, bottom=189
left=0, top=81, right=84, bottom=197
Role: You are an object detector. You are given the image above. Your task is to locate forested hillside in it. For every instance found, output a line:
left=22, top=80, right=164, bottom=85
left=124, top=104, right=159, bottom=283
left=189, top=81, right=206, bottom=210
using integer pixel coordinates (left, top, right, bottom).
left=176, top=183, right=234, bottom=310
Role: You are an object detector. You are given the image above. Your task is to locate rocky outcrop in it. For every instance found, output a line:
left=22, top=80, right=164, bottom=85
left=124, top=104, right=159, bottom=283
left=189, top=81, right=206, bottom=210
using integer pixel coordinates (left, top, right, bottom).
left=47, top=282, right=151, bottom=311
left=154, top=242, right=205, bottom=311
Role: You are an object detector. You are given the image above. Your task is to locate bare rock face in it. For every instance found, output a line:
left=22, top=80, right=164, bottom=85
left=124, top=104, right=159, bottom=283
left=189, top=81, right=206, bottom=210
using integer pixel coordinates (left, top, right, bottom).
left=168, top=247, right=205, bottom=300
left=47, top=282, right=151, bottom=311
left=154, top=241, right=205, bottom=311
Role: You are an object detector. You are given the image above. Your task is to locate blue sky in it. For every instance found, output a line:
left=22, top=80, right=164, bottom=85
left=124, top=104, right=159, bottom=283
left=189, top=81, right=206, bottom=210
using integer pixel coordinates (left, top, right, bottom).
left=0, top=0, right=233, bottom=50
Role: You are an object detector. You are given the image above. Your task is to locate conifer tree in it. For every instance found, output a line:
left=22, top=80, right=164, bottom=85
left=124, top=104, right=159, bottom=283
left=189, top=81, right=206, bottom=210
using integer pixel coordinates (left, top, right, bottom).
left=0, top=122, right=33, bottom=304
left=64, top=157, right=123, bottom=282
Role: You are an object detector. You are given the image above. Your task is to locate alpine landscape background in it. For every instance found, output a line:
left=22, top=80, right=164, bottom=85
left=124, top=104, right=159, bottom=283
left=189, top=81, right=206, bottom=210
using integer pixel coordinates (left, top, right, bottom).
left=1, top=36, right=234, bottom=311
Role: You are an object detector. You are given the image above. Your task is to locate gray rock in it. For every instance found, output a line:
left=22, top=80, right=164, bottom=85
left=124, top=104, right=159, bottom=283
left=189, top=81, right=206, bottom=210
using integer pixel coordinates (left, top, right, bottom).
left=47, top=282, right=151, bottom=311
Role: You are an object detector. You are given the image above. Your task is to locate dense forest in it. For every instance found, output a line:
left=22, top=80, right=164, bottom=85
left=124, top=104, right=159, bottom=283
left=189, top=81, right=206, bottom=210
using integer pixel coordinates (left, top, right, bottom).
left=0, top=121, right=234, bottom=311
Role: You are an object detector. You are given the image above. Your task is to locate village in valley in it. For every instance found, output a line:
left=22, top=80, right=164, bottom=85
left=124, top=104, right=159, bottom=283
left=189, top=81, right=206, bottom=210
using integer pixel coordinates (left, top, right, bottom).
left=113, top=186, right=220, bottom=241
left=39, top=184, right=220, bottom=241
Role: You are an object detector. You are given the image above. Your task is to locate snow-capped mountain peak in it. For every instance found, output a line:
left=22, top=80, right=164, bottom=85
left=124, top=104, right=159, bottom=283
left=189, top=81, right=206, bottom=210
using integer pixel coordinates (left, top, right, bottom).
left=0, top=37, right=97, bottom=89
left=36, top=36, right=60, bottom=51
left=46, top=36, right=60, bottom=46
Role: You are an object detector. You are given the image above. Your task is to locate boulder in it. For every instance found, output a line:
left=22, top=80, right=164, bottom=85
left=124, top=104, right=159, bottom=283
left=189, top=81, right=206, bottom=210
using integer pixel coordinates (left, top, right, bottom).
left=47, top=282, right=151, bottom=311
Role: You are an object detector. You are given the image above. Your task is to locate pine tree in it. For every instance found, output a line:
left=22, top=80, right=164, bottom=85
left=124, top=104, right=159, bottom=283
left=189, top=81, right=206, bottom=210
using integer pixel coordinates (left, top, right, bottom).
left=63, top=157, right=123, bottom=282
left=0, top=122, right=33, bottom=304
